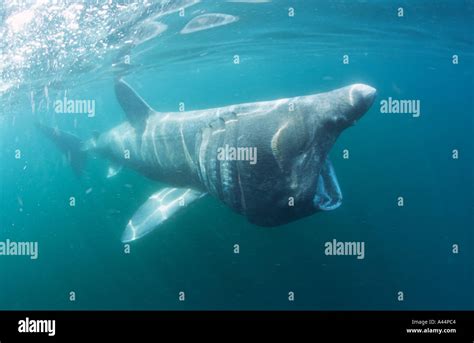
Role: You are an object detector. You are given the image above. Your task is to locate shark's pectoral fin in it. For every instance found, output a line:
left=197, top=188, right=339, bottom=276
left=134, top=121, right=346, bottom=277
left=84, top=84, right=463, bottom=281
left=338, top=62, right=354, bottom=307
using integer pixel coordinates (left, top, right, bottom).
left=106, top=163, right=123, bottom=178
left=313, top=158, right=342, bottom=211
left=114, top=78, right=154, bottom=135
left=121, top=188, right=206, bottom=243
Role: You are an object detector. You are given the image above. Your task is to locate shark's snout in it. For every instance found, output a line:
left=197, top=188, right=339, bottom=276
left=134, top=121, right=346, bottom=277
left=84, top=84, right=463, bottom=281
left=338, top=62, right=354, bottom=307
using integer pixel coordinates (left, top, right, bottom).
left=353, top=83, right=376, bottom=101
left=349, top=83, right=377, bottom=109
left=344, top=83, right=377, bottom=125
left=350, top=83, right=377, bottom=107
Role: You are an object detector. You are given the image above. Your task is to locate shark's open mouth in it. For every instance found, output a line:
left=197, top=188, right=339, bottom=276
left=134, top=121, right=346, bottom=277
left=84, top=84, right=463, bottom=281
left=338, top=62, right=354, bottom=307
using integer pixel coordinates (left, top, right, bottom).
left=313, top=158, right=343, bottom=211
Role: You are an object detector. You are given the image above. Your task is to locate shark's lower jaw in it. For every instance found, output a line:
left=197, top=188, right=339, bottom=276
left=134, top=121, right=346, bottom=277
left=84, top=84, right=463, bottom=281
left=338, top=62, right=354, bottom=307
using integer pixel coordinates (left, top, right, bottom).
left=313, top=158, right=342, bottom=211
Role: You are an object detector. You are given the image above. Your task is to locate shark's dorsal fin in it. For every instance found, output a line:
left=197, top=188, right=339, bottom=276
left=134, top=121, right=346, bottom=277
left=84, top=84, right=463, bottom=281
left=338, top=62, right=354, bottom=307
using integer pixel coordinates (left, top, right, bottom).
left=114, top=78, right=154, bottom=134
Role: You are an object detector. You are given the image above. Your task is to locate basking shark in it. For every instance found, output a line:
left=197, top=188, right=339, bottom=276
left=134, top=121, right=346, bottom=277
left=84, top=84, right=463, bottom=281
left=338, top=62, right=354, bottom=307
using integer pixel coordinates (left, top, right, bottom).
left=37, top=81, right=376, bottom=242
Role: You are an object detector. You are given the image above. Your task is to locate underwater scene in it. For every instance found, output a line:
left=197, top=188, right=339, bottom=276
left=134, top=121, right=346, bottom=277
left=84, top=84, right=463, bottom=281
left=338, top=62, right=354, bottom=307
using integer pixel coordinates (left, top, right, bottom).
left=0, top=0, right=472, bottom=310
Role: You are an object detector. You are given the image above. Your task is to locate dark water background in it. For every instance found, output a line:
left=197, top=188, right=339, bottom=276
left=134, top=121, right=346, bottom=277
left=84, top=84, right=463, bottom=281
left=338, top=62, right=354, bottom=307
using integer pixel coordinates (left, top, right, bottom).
left=0, top=0, right=473, bottom=309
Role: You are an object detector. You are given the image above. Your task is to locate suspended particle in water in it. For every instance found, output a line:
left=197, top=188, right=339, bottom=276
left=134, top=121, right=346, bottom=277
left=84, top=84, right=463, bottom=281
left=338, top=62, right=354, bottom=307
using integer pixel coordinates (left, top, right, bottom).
left=29, top=91, right=35, bottom=113
left=44, top=85, right=50, bottom=110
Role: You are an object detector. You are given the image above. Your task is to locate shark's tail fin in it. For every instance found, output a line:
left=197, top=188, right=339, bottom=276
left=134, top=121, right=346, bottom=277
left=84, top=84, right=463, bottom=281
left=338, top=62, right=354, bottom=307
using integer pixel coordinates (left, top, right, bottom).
left=35, top=122, right=87, bottom=176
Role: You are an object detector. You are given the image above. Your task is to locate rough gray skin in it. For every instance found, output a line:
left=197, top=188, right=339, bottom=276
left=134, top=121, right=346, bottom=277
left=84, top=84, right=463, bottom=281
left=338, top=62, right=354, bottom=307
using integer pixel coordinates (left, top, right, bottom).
left=91, top=81, right=376, bottom=227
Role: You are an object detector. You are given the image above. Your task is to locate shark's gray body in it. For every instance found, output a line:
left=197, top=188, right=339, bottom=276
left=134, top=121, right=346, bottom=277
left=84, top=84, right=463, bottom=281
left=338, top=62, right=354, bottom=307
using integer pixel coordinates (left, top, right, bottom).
left=38, top=81, right=376, bottom=242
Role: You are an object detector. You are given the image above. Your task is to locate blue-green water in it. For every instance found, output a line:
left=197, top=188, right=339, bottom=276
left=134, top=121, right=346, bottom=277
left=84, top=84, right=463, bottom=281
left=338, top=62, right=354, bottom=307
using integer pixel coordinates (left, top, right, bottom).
left=0, top=0, right=473, bottom=310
